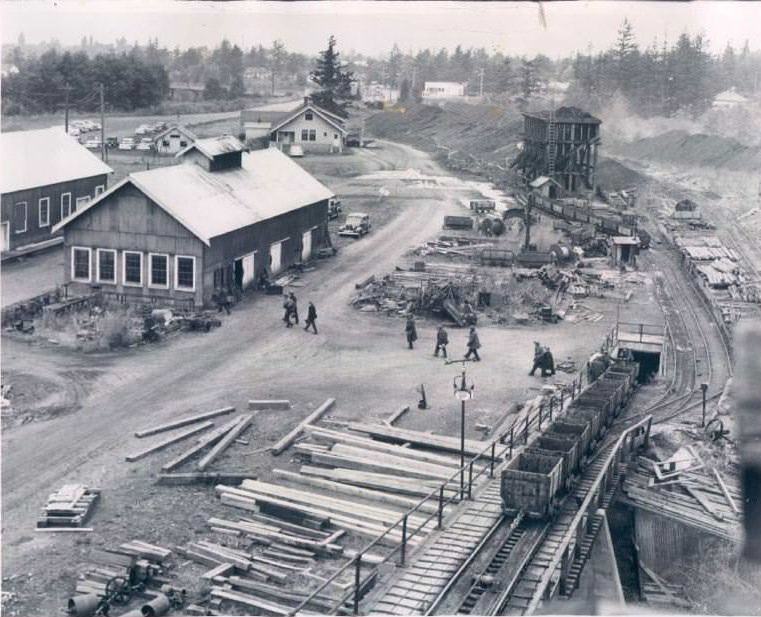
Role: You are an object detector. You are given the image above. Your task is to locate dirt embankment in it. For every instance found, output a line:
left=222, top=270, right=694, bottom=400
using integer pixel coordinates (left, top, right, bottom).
left=616, top=129, right=761, bottom=171
left=365, top=102, right=647, bottom=191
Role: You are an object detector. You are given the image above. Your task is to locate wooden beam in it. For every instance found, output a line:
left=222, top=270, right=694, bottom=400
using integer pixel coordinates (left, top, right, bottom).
left=198, top=415, right=253, bottom=471
left=249, top=400, right=291, bottom=411
left=683, top=485, right=725, bottom=522
left=271, top=398, right=336, bottom=456
left=210, top=588, right=292, bottom=616
left=348, top=421, right=484, bottom=456
left=386, top=405, right=410, bottom=426
left=135, top=407, right=234, bottom=438
left=125, top=422, right=215, bottom=462
left=161, top=418, right=242, bottom=472
left=712, top=469, right=739, bottom=514
left=157, top=472, right=253, bottom=486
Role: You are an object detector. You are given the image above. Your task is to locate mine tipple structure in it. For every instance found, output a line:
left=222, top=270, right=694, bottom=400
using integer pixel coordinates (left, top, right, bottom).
left=517, top=107, right=602, bottom=194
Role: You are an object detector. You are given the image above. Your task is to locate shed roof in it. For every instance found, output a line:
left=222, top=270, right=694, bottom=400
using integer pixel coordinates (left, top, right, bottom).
left=0, top=127, right=113, bottom=194
left=152, top=124, right=197, bottom=144
left=270, top=102, right=347, bottom=135
left=176, top=135, right=245, bottom=159
left=53, top=147, right=334, bottom=246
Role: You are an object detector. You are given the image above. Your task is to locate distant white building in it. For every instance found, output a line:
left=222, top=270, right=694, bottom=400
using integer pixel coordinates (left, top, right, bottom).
left=712, top=87, right=749, bottom=109
left=153, top=125, right=197, bottom=156
left=423, top=81, right=466, bottom=99
left=362, top=82, right=400, bottom=105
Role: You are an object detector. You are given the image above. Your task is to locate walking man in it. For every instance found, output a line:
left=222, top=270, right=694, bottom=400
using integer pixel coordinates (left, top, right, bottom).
left=434, top=325, right=449, bottom=358
left=283, top=294, right=293, bottom=328
left=464, top=325, right=481, bottom=361
left=405, top=315, right=418, bottom=350
left=529, top=341, right=545, bottom=376
left=304, top=301, right=318, bottom=334
left=289, top=292, right=299, bottom=325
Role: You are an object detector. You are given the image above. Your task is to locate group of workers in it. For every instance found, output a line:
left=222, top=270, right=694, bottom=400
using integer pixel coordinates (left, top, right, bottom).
left=404, top=316, right=482, bottom=362
left=282, top=292, right=318, bottom=334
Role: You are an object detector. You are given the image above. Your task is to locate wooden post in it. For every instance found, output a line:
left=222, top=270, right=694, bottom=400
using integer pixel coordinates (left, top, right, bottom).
left=524, top=415, right=529, bottom=444
left=437, top=486, right=444, bottom=529
left=400, top=515, right=408, bottom=566
left=353, top=554, right=362, bottom=615
left=490, top=442, right=496, bottom=478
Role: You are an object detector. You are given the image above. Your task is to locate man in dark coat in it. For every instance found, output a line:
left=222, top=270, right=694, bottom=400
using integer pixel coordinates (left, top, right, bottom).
left=304, top=301, right=318, bottom=334
left=464, top=326, right=481, bottom=361
left=529, top=341, right=545, bottom=376
left=405, top=315, right=418, bottom=349
left=434, top=325, right=449, bottom=358
left=283, top=294, right=293, bottom=328
left=289, top=292, right=299, bottom=325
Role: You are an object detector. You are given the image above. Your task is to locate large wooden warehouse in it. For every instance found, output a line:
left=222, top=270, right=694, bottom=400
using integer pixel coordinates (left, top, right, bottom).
left=53, top=136, right=333, bottom=308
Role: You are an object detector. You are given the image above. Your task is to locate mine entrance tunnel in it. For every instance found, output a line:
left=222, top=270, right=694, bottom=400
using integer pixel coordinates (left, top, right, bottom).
left=612, top=321, right=666, bottom=384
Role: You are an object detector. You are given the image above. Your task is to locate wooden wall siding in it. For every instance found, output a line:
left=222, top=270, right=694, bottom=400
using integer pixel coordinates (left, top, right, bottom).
left=634, top=509, right=704, bottom=573
left=1, top=174, right=109, bottom=250
left=63, top=184, right=204, bottom=306
left=276, top=112, right=343, bottom=152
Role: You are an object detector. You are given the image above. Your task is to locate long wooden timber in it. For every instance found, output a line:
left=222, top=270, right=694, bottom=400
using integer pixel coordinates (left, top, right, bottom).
left=125, top=421, right=215, bottom=462
left=134, top=407, right=234, bottom=438
left=348, top=422, right=485, bottom=456
left=271, top=398, right=336, bottom=455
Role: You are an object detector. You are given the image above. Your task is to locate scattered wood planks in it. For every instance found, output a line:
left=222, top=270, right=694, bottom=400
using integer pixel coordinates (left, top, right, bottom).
left=134, top=406, right=234, bottom=438
left=126, top=421, right=215, bottom=462
left=348, top=421, right=484, bottom=456
left=271, top=398, right=336, bottom=455
left=385, top=405, right=410, bottom=426
left=198, top=415, right=253, bottom=471
left=38, top=485, right=100, bottom=528
left=157, top=472, right=253, bottom=486
left=161, top=418, right=241, bottom=472
left=249, top=400, right=291, bottom=410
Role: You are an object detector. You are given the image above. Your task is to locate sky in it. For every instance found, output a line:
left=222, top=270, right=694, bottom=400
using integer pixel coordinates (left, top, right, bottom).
left=1, top=1, right=760, bottom=58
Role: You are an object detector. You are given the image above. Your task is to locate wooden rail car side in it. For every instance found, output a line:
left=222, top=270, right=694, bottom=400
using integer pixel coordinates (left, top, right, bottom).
left=501, top=449, right=564, bottom=518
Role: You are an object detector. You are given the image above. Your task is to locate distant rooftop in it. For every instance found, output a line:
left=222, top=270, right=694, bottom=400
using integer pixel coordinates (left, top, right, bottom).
left=177, top=135, right=245, bottom=159
left=523, top=106, right=602, bottom=124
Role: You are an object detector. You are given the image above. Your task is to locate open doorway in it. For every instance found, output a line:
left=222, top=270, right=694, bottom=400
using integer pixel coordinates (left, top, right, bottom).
left=631, top=350, right=661, bottom=383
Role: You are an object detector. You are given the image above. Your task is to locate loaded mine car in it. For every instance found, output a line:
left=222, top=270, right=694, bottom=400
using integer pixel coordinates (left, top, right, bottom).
left=501, top=361, right=639, bottom=520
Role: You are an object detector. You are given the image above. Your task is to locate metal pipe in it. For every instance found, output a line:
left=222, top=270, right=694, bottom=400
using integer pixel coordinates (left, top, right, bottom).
left=460, top=399, right=466, bottom=500
left=141, top=594, right=171, bottom=617
left=67, top=594, right=99, bottom=617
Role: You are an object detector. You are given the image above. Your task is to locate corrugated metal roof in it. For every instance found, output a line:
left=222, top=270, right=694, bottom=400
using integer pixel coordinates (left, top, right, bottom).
left=54, top=148, right=333, bottom=245
left=0, top=127, right=113, bottom=194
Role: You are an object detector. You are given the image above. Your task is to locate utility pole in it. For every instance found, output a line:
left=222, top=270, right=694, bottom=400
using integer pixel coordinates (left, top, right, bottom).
left=63, top=82, right=73, bottom=133
left=479, top=68, right=485, bottom=98
left=99, top=83, right=106, bottom=162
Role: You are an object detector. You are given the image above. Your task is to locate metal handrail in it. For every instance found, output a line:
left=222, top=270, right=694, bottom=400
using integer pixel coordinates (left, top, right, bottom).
left=289, top=371, right=592, bottom=615
left=523, top=414, right=653, bottom=615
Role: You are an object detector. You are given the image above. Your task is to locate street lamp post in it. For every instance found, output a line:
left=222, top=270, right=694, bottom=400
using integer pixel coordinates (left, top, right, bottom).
left=453, top=366, right=475, bottom=500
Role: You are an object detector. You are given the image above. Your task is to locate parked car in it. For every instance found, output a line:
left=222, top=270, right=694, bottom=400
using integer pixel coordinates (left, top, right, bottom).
left=338, top=212, right=371, bottom=237
left=328, top=198, right=342, bottom=220
left=84, top=138, right=102, bottom=150
left=119, top=137, right=136, bottom=150
left=136, top=138, right=153, bottom=151
left=288, top=144, right=304, bottom=158
left=67, top=127, right=81, bottom=137
left=106, top=137, right=119, bottom=149
left=135, top=125, right=151, bottom=136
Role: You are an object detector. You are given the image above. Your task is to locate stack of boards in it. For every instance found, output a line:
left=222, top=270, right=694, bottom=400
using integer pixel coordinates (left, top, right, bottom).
left=37, top=484, right=100, bottom=528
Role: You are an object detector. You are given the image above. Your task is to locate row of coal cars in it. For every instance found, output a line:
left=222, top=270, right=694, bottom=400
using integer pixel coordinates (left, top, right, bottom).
left=501, top=360, right=640, bottom=518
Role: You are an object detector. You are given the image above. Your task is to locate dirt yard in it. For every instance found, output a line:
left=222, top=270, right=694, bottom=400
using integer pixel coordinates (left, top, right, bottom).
left=1, top=140, right=652, bottom=616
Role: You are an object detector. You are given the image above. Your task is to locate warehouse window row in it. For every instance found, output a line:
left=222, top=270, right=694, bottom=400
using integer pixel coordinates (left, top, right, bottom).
left=71, top=247, right=196, bottom=292
left=11, top=187, right=103, bottom=234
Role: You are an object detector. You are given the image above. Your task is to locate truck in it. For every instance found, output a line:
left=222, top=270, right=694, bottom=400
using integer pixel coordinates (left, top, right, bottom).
left=338, top=213, right=371, bottom=238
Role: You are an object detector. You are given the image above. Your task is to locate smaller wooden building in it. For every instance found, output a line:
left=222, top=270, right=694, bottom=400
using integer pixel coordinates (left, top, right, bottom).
left=1, top=127, right=112, bottom=253
left=153, top=125, right=197, bottom=155
left=269, top=97, right=347, bottom=154
left=53, top=136, right=334, bottom=308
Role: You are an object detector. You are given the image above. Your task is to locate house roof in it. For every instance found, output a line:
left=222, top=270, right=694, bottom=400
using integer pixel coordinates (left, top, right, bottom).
left=175, top=135, right=245, bottom=159
left=53, top=147, right=334, bottom=246
left=0, top=127, right=113, bottom=194
left=152, top=124, right=197, bottom=144
left=270, top=102, right=347, bottom=135
left=244, top=99, right=305, bottom=114
left=714, top=88, right=748, bottom=103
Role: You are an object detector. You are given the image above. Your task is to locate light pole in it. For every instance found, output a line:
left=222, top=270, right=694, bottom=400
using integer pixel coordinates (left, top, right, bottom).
left=453, top=366, right=475, bottom=499
left=700, top=383, right=708, bottom=427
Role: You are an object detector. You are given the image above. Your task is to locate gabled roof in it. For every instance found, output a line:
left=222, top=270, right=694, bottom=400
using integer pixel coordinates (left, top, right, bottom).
left=175, top=135, right=245, bottom=159
left=270, top=103, right=347, bottom=136
left=152, top=124, right=197, bottom=144
left=529, top=175, right=562, bottom=188
left=714, top=88, right=748, bottom=103
left=53, top=148, right=334, bottom=246
left=1, top=127, right=113, bottom=194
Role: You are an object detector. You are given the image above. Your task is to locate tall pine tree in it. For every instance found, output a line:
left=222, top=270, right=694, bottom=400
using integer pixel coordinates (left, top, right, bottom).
left=310, top=35, right=354, bottom=117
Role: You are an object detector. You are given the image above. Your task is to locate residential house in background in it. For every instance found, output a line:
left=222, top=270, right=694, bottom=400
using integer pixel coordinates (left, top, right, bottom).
left=153, top=125, right=197, bottom=155
left=0, top=127, right=112, bottom=253
left=712, top=87, right=749, bottom=109
left=268, top=97, right=347, bottom=154
left=53, top=136, right=334, bottom=308
left=422, top=81, right=466, bottom=99
left=240, top=99, right=304, bottom=143
left=362, top=82, right=400, bottom=106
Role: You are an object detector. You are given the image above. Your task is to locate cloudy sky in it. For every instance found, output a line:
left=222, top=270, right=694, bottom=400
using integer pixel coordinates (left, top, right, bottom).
left=2, top=1, right=759, bottom=57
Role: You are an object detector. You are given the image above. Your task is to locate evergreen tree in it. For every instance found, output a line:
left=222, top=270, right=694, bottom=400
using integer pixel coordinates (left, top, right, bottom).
left=203, top=76, right=225, bottom=100
left=399, top=77, right=411, bottom=102
left=270, top=40, right=287, bottom=94
left=310, top=35, right=355, bottom=117
left=387, top=44, right=403, bottom=88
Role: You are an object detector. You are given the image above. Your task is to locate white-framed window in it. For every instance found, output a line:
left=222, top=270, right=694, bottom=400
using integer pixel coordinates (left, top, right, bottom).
left=308, top=129, right=316, bottom=141
left=71, top=246, right=92, bottom=282
left=96, top=248, right=116, bottom=283
left=175, top=255, right=196, bottom=291
left=61, top=192, right=72, bottom=219
left=148, top=253, right=169, bottom=289
left=305, top=110, right=314, bottom=121
left=75, top=196, right=91, bottom=211
left=95, top=185, right=105, bottom=197
left=300, top=129, right=309, bottom=141
left=14, top=202, right=27, bottom=233
left=122, top=251, right=143, bottom=286
left=38, top=197, right=50, bottom=227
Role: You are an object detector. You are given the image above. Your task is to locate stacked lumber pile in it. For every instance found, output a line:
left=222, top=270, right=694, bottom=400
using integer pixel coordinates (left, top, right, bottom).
left=37, top=484, right=100, bottom=529
left=124, top=406, right=257, bottom=473
left=74, top=541, right=171, bottom=598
